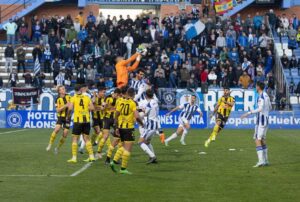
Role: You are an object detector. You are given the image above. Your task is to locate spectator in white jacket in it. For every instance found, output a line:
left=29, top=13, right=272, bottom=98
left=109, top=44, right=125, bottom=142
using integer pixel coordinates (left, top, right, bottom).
left=123, top=32, right=134, bottom=58
left=3, top=19, right=18, bottom=47
left=216, top=32, right=226, bottom=51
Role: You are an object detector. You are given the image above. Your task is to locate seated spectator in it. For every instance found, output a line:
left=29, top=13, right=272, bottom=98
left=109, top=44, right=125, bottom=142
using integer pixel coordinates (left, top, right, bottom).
left=86, top=64, right=96, bottom=88
left=154, top=65, right=165, bottom=79
left=76, top=63, right=86, bottom=84
left=103, top=60, right=115, bottom=79
left=105, top=77, right=114, bottom=88
left=238, top=71, right=251, bottom=89
left=256, top=63, right=264, bottom=74
left=281, top=54, right=290, bottom=68
left=180, top=65, right=190, bottom=87
left=288, top=36, right=298, bottom=51
left=55, top=70, right=65, bottom=86
left=254, top=71, right=265, bottom=84
left=9, top=69, right=18, bottom=87
left=96, top=77, right=105, bottom=88
left=200, top=69, right=209, bottom=84
left=23, top=70, right=33, bottom=87
left=241, top=58, right=251, bottom=71
left=32, top=44, right=42, bottom=62
left=169, top=70, right=178, bottom=88
left=208, top=70, right=217, bottom=86
left=289, top=55, right=297, bottom=69
left=0, top=76, right=3, bottom=88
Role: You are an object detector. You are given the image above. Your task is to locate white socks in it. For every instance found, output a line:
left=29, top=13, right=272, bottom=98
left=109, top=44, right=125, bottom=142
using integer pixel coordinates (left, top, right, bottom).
left=165, top=132, right=178, bottom=143
left=262, top=145, right=268, bottom=164
left=148, top=143, right=154, bottom=153
left=256, top=146, right=264, bottom=164
left=180, top=130, right=188, bottom=142
left=140, top=142, right=155, bottom=158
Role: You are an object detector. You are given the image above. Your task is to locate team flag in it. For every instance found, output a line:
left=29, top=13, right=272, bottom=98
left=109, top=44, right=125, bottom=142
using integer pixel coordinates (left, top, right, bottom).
left=34, top=58, right=41, bottom=75
left=184, top=20, right=206, bottom=40
left=214, top=0, right=234, bottom=15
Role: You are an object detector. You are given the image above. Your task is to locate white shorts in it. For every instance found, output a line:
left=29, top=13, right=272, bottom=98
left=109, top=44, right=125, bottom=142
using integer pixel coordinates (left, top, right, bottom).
left=179, top=117, right=189, bottom=128
left=253, top=125, right=268, bottom=140
left=141, top=129, right=156, bottom=141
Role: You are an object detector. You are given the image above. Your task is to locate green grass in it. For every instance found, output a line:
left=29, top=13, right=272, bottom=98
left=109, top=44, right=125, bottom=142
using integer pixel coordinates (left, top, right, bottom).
left=0, top=128, right=300, bottom=202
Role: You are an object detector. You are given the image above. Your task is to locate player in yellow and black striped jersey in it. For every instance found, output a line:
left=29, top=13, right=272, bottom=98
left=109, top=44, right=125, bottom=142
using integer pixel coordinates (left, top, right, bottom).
left=110, top=87, right=144, bottom=175
left=46, top=85, right=71, bottom=153
left=205, top=87, right=235, bottom=147
left=104, top=86, right=127, bottom=164
left=67, top=84, right=95, bottom=163
left=91, top=87, right=106, bottom=145
left=96, top=88, right=121, bottom=158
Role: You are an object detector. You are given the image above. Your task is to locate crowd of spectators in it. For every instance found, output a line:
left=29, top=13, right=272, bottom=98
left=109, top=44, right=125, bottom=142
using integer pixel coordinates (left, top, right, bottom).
left=1, top=6, right=286, bottom=92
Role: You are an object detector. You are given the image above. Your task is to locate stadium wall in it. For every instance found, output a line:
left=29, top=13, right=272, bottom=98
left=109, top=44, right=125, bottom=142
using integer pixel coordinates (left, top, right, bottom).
left=235, top=5, right=300, bottom=18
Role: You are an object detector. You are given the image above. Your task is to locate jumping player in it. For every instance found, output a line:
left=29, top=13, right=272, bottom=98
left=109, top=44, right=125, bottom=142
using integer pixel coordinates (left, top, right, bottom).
left=241, top=81, right=271, bottom=167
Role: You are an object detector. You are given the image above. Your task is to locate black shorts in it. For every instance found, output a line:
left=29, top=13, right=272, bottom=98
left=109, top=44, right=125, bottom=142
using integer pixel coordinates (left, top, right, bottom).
left=119, top=128, right=135, bottom=142
left=216, top=113, right=229, bottom=128
left=103, top=117, right=115, bottom=130
left=56, top=117, right=70, bottom=129
left=72, top=123, right=91, bottom=136
left=93, top=117, right=103, bottom=129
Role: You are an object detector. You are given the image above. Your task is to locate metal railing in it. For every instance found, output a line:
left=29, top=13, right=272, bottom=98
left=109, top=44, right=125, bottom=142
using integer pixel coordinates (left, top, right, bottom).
left=268, top=27, right=290, bottom=110
left=0, top=0, right=32, bottom=23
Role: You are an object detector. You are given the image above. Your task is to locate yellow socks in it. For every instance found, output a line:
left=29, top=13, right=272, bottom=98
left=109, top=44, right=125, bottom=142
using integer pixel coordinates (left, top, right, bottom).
left=117, top=142, right=123, bottom=148
left=121, top=150, right=131, bottom=170
left=71, top=142, right=77, bottom=160
left=85, top=141, right=94, bottom=159
left=49, top=131, right=57, bottom=145
left=97, top=138, right=105, bottom=153
left=96, top=132, right=103, bottom=143
left=209, top=125, right=220, bottom=141
left=106, top=136, right=111, bottom=147
left=107, top=145, right=115, bottom=158
left=113, top=146, right=124, bottom=162
left=57, top=136, right=66, bottom=149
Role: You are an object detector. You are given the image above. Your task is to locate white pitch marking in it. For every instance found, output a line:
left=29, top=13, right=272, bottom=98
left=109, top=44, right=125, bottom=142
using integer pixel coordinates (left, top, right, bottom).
left=0, top=174, right=69, bottom=177
left=70, top=162, right=93, bottom=177
left=199, top=152, right=207, bottom=155
left=229, top=148, right=236, bottom=151
left=0, top=129, right=28, bottom=135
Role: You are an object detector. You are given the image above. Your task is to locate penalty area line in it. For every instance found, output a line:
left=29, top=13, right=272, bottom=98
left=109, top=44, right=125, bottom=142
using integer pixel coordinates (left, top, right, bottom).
left=0, top=174, right=69, bottom=177
left=0, top=129, right=29, bottom=135
left=70, top=162, right=93, bottom=177
left=69, top=155, right=102, bottom=177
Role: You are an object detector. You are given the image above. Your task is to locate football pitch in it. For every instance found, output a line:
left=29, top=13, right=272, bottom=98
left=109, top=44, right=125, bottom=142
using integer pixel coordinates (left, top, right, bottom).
left=0, top=128, right=299, bottom=202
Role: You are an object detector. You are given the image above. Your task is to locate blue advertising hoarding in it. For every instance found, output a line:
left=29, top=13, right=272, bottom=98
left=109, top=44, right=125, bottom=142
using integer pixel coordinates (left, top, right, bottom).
left=4, top=110, right=300, bottom=129
left=5, top=110, right=208, bottom=129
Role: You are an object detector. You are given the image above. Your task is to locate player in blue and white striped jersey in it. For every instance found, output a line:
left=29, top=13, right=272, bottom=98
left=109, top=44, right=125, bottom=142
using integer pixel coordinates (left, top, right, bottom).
left=138, top=89, right=160, bottom=164
left=129, top=69, right=145, bottom=93
left=165, top=95, right=202, bottom=146
left=135, top=77, right=165, bottom=143
left=241, top=81, right=272, bottom=167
